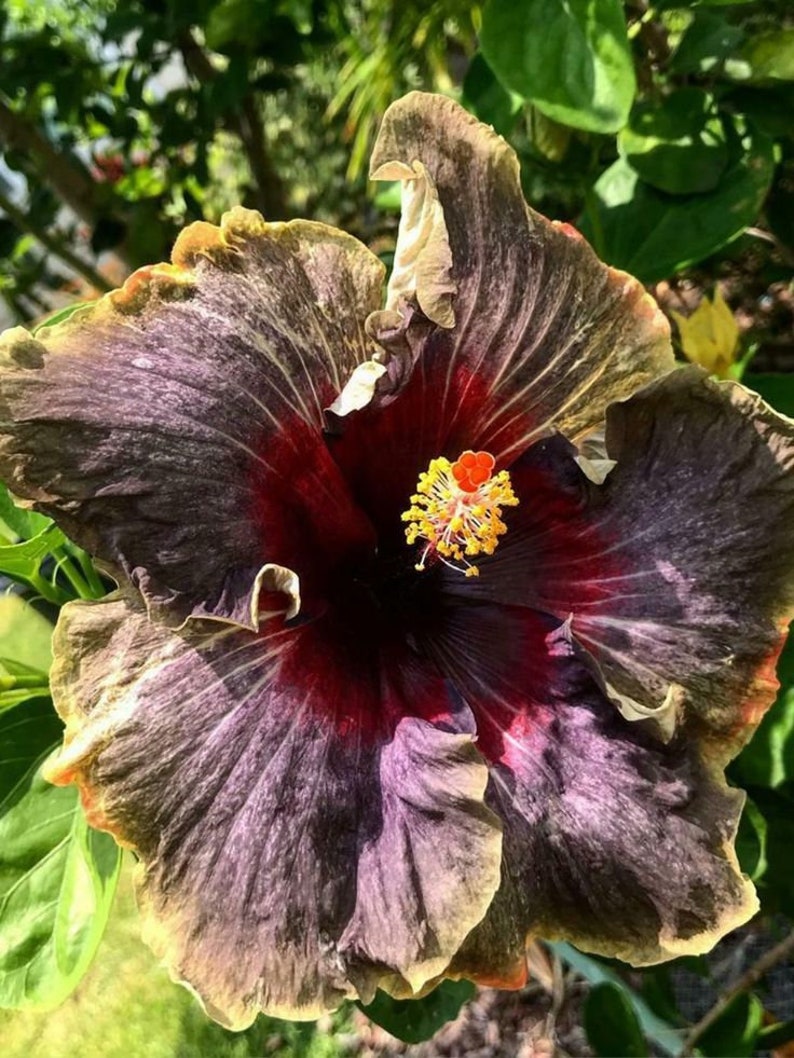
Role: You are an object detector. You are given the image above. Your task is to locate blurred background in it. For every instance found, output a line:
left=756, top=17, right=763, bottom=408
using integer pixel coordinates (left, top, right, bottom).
left=0, top=0, right=793, bottom=1055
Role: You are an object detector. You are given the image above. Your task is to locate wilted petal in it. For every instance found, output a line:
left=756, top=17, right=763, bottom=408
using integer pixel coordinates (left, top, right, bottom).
left=358, top=92, right=673, bottom=462
left=462, top=371, right=794, bottom=758
left=44, top=593, right=502, bottom=1026
left=0, top=209, right=383, bottom=627
left=420, top=605, right=756, bottom=983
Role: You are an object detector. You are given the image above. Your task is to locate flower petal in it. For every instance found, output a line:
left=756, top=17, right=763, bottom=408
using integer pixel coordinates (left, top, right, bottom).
left=420, top=604, right=757, bottom=983
left=0, top=209, right=382, bottom=627
left=460, top=371, right=794, bottom=759
left=44, top=593, right=502, bottom=1026
left=357, top=92, right=673, bottom=461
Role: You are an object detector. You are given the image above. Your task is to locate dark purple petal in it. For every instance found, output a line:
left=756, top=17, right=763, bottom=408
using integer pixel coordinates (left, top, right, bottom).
left=0, top=211, right=382, bottom=627
left=418, top=603, right=756, bottom=983
left=44, top=593, right=502, bottom=1025
left=347, top=93, right=673, bottom=465
left=463, top=370, right=794, bottom=757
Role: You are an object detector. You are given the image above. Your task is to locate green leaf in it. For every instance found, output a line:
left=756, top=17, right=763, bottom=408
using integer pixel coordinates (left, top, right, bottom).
left=551, top=943, right=684, bottom=1056
left=727, top=29, right=794, bottom=83
left=462, top=53, right=523, bottom=137
left=744, top=373, right=794, bottom=418
left=697, top=992, right=763, bottom=1057
left=0, top=698, right=122, bottom=1009
left=742, top=783, right=794, bottom=917
left=668, top=11, right=744, bottom=76
left=734, top=796, right=768, bottom=881
left=0, top=595, right=53, bottom=674
left=0, top=483, right=51, bottom=543
left=0, top=523, right=66, bottom=582
left=480, top=0, right=635, bottom=133
left=0, top=656, right=51, bottom=713
left=358, top=979, right=474, bottom=1043
left=619, top=89, right=728, bottom=195
left=582, top=120, right=775, bottom=282
left=584, top=981, right=648, bottom=1057
left=32, top=300, right=92, bottom=334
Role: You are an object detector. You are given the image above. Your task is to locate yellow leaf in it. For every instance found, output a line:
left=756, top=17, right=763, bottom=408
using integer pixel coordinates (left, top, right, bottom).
left=670, top=288, right=740, bottom=379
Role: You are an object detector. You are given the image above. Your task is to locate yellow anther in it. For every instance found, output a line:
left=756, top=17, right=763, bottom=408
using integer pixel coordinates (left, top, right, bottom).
left=401, top=450, right=519, bottom=577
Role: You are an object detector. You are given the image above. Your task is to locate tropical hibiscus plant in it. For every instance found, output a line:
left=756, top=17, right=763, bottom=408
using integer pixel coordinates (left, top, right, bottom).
left=1, top=93, right=792, bottom=1039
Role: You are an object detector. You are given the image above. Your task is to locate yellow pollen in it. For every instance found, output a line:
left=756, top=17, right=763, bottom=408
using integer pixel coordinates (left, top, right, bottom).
left=401, top=450, right=519, bottom=577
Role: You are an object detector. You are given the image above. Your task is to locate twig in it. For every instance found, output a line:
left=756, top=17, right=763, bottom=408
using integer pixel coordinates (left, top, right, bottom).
left=0, top=188, right=113, bottom=294
left=680, top=929, right=794, bottom=1056
left=177, top=29, right=288, bottom=218
left=0, top=95, right=100, bottom=225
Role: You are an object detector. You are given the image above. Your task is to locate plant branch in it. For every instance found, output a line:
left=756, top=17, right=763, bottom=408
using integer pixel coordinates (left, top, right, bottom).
left=177, top=29, right=288, bottom=218
left=0, top=188, right=113, bottom=293
left=0, top=96, right=100, bottom=225
left=681, top=929, right=794, bottom=1057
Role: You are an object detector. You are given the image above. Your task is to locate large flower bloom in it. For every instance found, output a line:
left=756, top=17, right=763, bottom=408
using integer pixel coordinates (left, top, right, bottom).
left=1, top=94, right=793, bottom=1028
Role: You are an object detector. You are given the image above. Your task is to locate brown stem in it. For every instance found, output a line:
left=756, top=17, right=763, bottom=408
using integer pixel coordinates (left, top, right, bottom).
left=0, top=96, right=137, bottom=268
left=238, top=93, right=288, bottom=219
left=0, top=188, right=113, bottom=294
left=0, top=96, right=100, bottom=225
left=177, top=29, right=288, bottom=218
left=680, top=929, right=794, bottom=1057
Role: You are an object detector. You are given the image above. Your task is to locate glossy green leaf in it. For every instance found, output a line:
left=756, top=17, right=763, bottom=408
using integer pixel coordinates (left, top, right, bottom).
left=668, top=11, right=744, bottom=76
left=462, top=53, right=522, bottom=137
left=0, top=523, right=66, bottom=579
left=358, top=979, right=474, bottom=1043
left=0, top=595, right=53, bottom=674
left=697, top=993, right=763, bottom=1057
left=582, top=121, right=775, bottom=282
left=585, top=982, right=648, bottom=1057
left=619, top=89, right=728, bottom=195
left=480, top=0, right=635, bottom=133
left=0, top=697, right=122, bottom=1009
left=0, top=483, right=51, bottom=543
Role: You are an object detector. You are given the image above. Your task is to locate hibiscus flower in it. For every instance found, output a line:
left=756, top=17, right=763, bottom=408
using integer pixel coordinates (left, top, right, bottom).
left=1, top=93, right=792, bottom=1029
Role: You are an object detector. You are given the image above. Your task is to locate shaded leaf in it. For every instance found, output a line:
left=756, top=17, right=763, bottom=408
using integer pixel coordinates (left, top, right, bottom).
left=697, top=993, right=764, bottom=1057
left=462, top=53, right=522, bottom=137
left=551, top=943, right=684, bottom=1056
left=742, top=783, right=794, bottom=917
left=358, top=980, right=474, bottom=1044
left=735, top=796, right=768, bottom=881
left=619, top=89, right=728, bottom=195
left=584, top=981, right=648, bottom=1057
left=480, top=0, right=635, bottom=133
left=744, top=374, right=794, bottom=419
left=0, top=697, right=122, bottom=1009
left=669, top=11, right=744, bottom=76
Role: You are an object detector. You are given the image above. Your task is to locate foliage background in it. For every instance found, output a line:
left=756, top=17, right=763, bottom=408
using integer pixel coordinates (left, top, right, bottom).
left=0, top=0, right=792, bottom=1054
